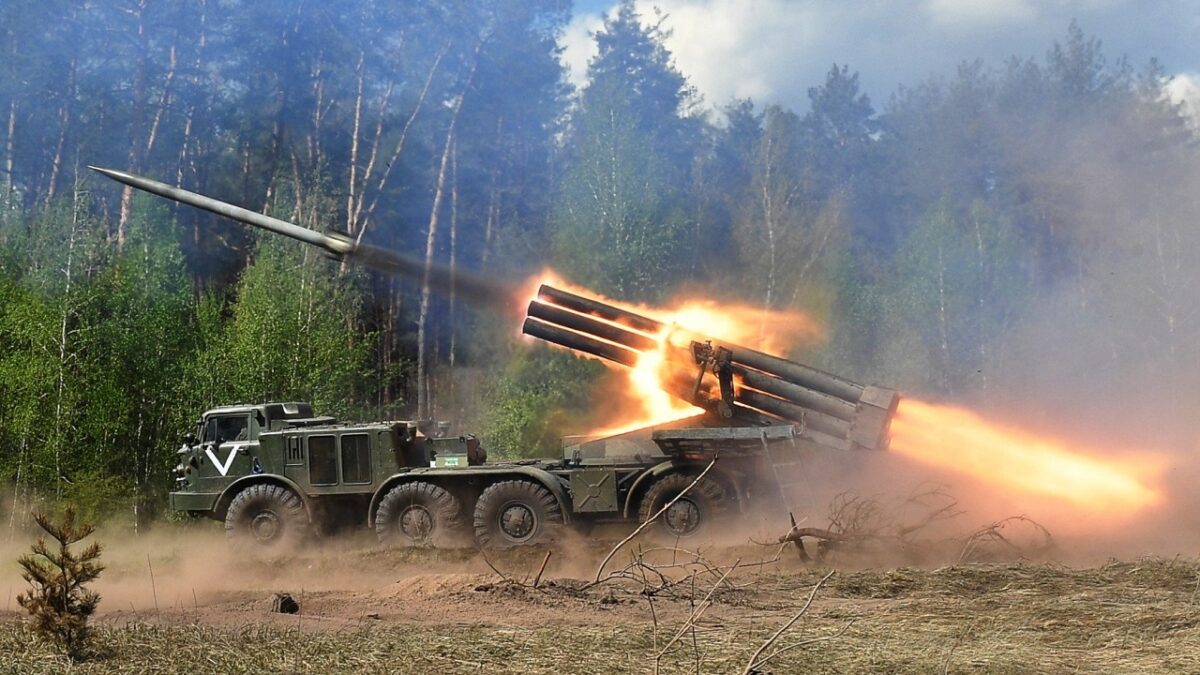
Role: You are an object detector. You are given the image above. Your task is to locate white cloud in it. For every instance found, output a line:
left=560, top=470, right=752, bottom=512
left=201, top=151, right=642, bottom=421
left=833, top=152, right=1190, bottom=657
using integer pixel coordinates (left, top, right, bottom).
left=563, top=0, right=862, bottom=109
left=923, top=0, right=1039, bottom=30
left=646, top=0, right=823, bottom=105
left=560, top=11, right=605, bottom=90
left=558, top=1, right=1199, bottom=116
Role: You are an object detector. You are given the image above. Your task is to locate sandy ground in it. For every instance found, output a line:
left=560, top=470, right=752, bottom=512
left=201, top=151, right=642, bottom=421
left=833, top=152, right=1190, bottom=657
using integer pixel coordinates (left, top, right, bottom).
left=3, top=522, right=1200, bottom=673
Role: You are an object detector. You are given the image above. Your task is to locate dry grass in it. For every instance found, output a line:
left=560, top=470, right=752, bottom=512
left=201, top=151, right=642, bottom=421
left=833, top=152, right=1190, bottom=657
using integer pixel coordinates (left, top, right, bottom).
left=3, top=556, right=1199, bottom=673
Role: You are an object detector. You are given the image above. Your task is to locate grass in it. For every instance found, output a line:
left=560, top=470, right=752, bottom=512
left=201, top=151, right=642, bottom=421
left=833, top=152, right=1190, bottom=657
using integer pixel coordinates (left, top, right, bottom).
left=3, top=558, right=1200, bottom=673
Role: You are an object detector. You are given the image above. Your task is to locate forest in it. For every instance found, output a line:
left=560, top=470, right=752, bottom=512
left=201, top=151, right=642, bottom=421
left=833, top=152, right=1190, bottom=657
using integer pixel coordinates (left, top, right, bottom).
left=1, top=0, right=1197, bottom=529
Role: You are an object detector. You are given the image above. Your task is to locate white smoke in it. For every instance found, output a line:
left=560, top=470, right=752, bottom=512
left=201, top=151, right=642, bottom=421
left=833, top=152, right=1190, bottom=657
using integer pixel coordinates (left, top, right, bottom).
left=1165, top=72, right=1200, bottom=129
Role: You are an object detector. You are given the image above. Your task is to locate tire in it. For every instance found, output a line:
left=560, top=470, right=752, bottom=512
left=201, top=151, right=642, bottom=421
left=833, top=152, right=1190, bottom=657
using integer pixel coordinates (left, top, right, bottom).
left=638, top=473, right=728, bottom=541
left=473, top=480, right=562, bottom=548
left=224, top=484, right=309, bottom=549
left=375, top=481, right=463, bottom=547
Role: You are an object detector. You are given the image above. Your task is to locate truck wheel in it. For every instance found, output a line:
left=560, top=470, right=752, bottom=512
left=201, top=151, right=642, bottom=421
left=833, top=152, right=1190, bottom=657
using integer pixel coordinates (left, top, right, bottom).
left=375, top=482, right=462, bottom=547
left=638, top=473, right=727, bottom=540
left=474, top=480, right=562, bottom=548
left=224, top=484, right=309, bottom=549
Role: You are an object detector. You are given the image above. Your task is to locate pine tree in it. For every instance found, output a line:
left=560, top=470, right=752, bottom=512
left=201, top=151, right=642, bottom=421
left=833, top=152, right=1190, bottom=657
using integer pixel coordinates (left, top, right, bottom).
left=16, top=506, right=105, bottom=660
left=552, top=0, right=700, bottom=301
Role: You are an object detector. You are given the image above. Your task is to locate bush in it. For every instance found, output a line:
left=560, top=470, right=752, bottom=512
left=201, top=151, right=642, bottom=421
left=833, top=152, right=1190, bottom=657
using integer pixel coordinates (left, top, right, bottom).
left=16, top=506, right=105, bottom=660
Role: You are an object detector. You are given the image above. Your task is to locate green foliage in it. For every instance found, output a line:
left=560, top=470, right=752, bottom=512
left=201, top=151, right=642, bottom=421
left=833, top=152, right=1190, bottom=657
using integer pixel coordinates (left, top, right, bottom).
left=734, top=106, right=848, bottom=312
left=0, top=203, right=108, bottom=499
left=871, top=199, right=1032, bottom=395
left=60, top=473, right=136, bottom=526
left=83, top=199, right=198, bottom=502
left=480, top=347, right=604, bottom=458
left=16, top=506, right=105, bottom=660
left=214, top=235, right=372, bottom=419
left=553, top=78, right=689, bottom=300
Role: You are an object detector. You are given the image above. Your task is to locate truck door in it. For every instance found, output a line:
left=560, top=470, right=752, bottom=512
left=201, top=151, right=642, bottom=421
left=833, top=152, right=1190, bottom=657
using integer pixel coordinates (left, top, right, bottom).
left=307, top=434, right=339, bottom=487
left=201, top=413, right=253, bottom=479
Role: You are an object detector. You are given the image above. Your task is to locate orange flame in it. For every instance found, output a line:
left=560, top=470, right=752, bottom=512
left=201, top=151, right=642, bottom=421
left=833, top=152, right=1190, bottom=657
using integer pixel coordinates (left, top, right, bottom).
left=890, top=399, right=1162, bottom=514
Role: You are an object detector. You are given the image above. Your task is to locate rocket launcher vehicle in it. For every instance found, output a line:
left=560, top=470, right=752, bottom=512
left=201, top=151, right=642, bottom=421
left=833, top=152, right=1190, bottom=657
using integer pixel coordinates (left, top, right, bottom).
left=524, top=285, right=900, bottom=452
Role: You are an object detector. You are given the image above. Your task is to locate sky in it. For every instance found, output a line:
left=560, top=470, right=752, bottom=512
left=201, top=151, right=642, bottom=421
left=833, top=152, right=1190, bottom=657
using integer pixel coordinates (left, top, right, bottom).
left=563, top=0, right=1200, bottom=118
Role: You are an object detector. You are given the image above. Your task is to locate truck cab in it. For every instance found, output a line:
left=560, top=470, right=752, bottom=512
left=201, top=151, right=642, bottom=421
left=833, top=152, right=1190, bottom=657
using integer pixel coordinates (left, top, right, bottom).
left=171, top=402, right=332, bottom=511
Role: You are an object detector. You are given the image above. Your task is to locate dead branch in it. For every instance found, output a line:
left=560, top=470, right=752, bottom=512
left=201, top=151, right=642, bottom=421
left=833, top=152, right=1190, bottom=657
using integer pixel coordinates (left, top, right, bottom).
left=593, top=457, right=718, bottom=583
left=778, top=527, right=856, bottom=545
left=896, top=487, right=964, bottom=537
left=777, top=487, right=964, bottom=561
left=654, top=559, right=740, bottom=673
left=958, top=515, right=1053, bottom=563
left=741, top=569, right=836, bottom=675
left=478, top=549, right=550, bottom=591
left=636, top=547, right=660, bottom=653
left=748, top=619, right=855, bottom=672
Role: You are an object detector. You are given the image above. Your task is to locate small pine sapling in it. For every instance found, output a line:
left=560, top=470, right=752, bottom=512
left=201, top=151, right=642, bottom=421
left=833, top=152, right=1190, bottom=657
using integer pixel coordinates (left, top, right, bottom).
left=16, top=506, right=105, bottom=659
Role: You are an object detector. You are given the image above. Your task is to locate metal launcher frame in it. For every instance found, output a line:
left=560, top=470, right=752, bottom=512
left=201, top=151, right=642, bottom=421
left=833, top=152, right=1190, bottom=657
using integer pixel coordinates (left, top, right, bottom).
left=523, top=285, right=900, bottom=453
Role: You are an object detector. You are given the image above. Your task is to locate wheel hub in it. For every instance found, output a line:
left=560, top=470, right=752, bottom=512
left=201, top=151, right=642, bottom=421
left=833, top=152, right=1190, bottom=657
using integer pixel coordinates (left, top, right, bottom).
left=663, top=499, right=701, bottom=536
left=498, top=503, right=536, bottom=542
left=399, top=505, right=434, bottom=541
left=251, top=511, right=281, bottom=542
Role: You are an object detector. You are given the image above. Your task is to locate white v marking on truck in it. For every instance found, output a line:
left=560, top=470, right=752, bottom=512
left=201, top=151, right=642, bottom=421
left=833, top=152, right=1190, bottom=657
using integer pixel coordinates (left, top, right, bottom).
left=205, top=445, right=243, bottom=476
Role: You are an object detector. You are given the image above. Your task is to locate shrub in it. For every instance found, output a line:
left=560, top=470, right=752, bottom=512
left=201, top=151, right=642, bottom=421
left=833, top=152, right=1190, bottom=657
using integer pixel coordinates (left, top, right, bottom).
left=16, top=506, right=105, bottom=659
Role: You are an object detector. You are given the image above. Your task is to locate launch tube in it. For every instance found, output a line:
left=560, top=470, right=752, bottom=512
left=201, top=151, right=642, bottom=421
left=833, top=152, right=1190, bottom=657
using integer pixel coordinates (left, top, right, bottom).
left=724, top=345, right=865, bottom=403
left=731, top=365, right=857, bottom=421
left=536, top=285, right=665, bottom=335
left=526, top=301, right=659, bottom=352
left=736, top=389, right=851, bottom=438
left=521, top=317, right=641, bottom=368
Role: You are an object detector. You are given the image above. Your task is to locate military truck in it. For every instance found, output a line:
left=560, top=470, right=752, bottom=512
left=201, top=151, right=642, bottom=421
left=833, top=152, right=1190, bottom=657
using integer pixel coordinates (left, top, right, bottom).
left=174, top=281, right=899, bottom=550
left=174, top=400, right=816, bottom=548
left=95, top=166, right=901, bottom=549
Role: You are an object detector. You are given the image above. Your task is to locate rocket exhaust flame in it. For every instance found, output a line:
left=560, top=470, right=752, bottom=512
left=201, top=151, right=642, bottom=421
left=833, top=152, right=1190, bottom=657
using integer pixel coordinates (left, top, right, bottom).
left=890, top=399, right=1162, bottom=514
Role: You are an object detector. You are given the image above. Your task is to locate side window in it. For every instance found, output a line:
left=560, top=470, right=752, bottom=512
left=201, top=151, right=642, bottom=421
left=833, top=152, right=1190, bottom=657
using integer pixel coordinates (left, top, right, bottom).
left=205, top=415, right=249, bottom=444
left=309, top=435, right=337, bottom=485
left=341, top=434, right=371, bottom=484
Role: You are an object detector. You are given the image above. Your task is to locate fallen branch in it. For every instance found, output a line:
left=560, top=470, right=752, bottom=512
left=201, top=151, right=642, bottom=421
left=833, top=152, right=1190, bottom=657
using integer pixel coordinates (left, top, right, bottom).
left=479, top=549, right=549, bottom=591
left=593, top=457, right=718, bottom=583
left=654, top=559, right=740, bottom=673
left=777, top=487, right=965, bottom=562
left=958, top=515, right=1053, bottom=563
left=778, top=527, right=856, bottom=545
left=748, top=619, right=855, bottom=672
left=741, top=569, right=836, bottom=675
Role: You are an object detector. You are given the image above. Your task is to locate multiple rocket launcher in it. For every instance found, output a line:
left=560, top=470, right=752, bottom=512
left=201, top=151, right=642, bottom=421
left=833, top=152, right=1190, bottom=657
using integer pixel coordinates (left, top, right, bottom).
left=524, top=285, right=898, bottom=452
left=90, top=166, right=899, bottom=453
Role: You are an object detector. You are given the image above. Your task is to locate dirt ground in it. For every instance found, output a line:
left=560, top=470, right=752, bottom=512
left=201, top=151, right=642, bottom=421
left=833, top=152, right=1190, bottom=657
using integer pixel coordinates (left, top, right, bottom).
left=2, top=523, right=1200, bottom=674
